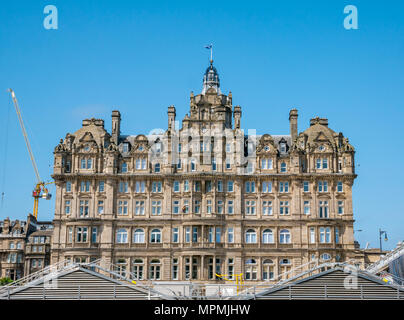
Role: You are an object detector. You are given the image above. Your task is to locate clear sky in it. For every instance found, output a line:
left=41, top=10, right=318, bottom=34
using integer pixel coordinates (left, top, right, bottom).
left=0, top=0, right=403, bottom=250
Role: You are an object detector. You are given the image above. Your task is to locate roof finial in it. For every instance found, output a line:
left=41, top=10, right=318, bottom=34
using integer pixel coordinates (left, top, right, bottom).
left=205, top=43, right=213, bottom=64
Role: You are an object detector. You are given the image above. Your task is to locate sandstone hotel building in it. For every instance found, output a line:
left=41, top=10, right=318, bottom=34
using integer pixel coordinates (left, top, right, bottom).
left=50, top=60, right=358, bottom=283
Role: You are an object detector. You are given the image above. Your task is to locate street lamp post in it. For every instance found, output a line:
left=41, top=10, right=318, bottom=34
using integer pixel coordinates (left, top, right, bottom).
left=379, top=229, right=388, bottom=252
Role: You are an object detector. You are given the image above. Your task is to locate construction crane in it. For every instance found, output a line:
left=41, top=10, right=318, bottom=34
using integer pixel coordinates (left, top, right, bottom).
left=7, top=88, right=52, bottom=219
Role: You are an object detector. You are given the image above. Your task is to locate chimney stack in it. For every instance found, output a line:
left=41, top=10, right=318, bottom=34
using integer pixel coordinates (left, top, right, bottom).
left=111, top=110, right=121, bottom=145
left=289, top=109, right=298, bottom=142
left=167, top=105, right=176, bottom=130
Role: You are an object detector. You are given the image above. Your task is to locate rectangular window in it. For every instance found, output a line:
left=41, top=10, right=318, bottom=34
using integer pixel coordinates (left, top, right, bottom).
left=261, top=158, right=273, bottom=169
left=64, top=200, right=71, bottom=215
left=183, top=199, right=189, bottom=214
left=205, top=181, right=212, bottom=192
left=81, top=159, right=86, bottom=169
left=76, top=227, right=88, bottom=242
left=310, top=227, right=315, bottom=244
left=217, top=200, right=224, bottom=214
left=99, top=181, right=105, bottom=192
left=226, top=158, right=231, bottom=169
left=206, top=199, right=212, bottom=214
left=322, top=158, right=328, bottom=169
left=245, top=200, right=256, bottom=215
left=215, top=227, right=221, bottom=243
left=135, top=201, right=145, bottom=215
left=92, top=227, right=97, bottom=243
left=173, top=181, right=180, bottom=192
left=172, top=259, right=178, bottom=280
left=66, top=181, right=72, bottom=192
left=212, top=158, right=217, bottom=171
left=208, top=227, right=214, bottom=243
left=185, top=227, right=191, bottom=243
left=337, top=181, right=343, bottom=192
left=227, top=228, right=234, bottom=243
left=119, top=182, right=128, bottom=193
left=118, top=200, right=128, bottom=215
left=151, top=200, right=162, bottom=215
left=318, top=181, right=328, bottom=192
left=279, top=182, right=289, bottom=193
left=97, top=200, right=104, bottom=214
left=135, top=181, right=145, bottom=193
left=338, top=201, right=344, bottom=214
left=194, top=200, right=201, bottom=214
left=80, top=181, right=90, bottom=192
left=319, top=201, right=329, bottom=218
left=316, top=158, right=321, bottom=169
left=303, top=181, right=309, bottom=192
left=262, top=181, right=272, bottom=193
left=79, top=200, right=89, bottom=217
left=67, top=227, right=73, bottom=243
left=172, top=228, right=179, bottom=243
left=184, top=180, right=189, bottom=192
left=227, top=200, right=234, bottom=214
left=227, top=180, right=234, bottom=192
left=217, top=180, right=223, bottom=192
left=172, top=200, right=180, bottom=215
left=194, top=181, right=201, bottom=192
left=192, top=227, right=198, bottom=243
left=152, top=181, right=162, bottom=193
left=304, top=201, right=310, bottom=215
left=262, top=201, right=273, bottom=215
left=87, top=158, right=92, bottom=169
left=335, top=227, right=340, bottom=243
left=245, top=181, right=255, bottom=193
left=280, top=201, right=289, bottom=215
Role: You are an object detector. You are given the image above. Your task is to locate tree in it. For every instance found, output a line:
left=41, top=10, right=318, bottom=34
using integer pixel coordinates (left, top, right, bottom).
left=0, top=277, right=13, bottom=286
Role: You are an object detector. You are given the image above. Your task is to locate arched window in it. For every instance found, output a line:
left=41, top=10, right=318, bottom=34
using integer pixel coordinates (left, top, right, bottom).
left=149, top=259, right=161, bottom=280
left=262, top=259, right=274, bottom=281
left=150, top=229, right=162, bottom=243
left=279, top=229, right=291, bottom=244
left=154, top=163, right=160, bottom=173
left=121, top=162, right=128, bottom=173
left=133, top=229, right=145, bottom=243
left=280, top=162, right=287, bottom=173
left=245, top=229, right=257, bottom=243
left=116, top=229, right=128, bottom=243
left=244, top=259, right=257, bottom=280
left=262, top=229, right=274, bottom=244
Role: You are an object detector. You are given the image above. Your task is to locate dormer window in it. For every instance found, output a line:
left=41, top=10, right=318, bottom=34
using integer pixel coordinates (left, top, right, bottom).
left=155, top=142, right=162, bottom=153
left=280, top=143, right=286, bottom=153
left=122, top=143, right=129, bottom=153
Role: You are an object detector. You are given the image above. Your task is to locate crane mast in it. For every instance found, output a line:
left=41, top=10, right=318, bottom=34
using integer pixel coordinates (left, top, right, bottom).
left=7, top=88, right=52, bottom=219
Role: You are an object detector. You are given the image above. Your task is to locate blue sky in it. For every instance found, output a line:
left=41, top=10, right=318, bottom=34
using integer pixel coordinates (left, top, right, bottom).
left=0, top=0, right=403, bottom=250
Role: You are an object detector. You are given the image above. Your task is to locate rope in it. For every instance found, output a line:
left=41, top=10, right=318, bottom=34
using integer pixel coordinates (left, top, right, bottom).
left=0, top=94, right=12, bottom=216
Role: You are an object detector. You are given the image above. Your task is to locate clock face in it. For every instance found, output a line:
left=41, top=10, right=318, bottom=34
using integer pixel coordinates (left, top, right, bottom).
left=264, top=146, right=269, bottom=151
left=138, top=146, right=144, bottom=151
left=318, top=145, right=325, bottom=151
left=84, top=145, right=90, bottom=151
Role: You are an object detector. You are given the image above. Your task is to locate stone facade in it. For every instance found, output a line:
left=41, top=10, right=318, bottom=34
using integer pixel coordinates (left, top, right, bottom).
left=50, top=61, right=361, bottom=283
left=0, top=215, right=52, bottom=280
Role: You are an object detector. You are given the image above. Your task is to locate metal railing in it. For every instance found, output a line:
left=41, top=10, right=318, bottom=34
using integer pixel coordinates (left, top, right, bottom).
left=366, top=242, right=404, bottom=274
